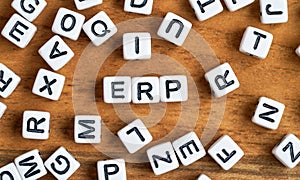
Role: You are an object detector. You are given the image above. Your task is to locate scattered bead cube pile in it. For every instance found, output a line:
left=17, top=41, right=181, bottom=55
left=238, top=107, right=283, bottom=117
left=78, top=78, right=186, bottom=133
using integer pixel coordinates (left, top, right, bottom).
left=0, top=0, right=298, bottom=179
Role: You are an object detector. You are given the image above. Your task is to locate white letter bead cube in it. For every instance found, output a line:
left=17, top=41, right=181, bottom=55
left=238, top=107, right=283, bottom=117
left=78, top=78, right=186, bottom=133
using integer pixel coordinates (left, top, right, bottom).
left=272, top=134, right=300, bottom=168
left=157, top=12, right=192, bottom=46
left=198, top=174, right=211, bottom=180
left=103, top=76, right=131, bottom=103
left=44, top=147, right=80, bottom=179
left=74, top=0, right=103, bottom=10
left=38, top=35, right=74, bottom=71
left=147, top=142, right=179, bottom=175
left=11, top=0, right=47, bottom=22
left=132, top=77, right=160, bottom=104
left=97, top=159, right=127, bottom=180
left=123, top=32, right=151, bottom=60
left=260, top=0, right=288, bottom=24
left=160, top=75, right=188, bottom=102
left=204, top=63, right=240, bottom=98
left=0, top=163, right=22, bottom=180
left=208, top=135, right=244, bottom=170
left=124, top=0, right=154, bottom=15
left=0, top=102, right=7, bottom=119
left=74, top=115, right=101, bottom=144
left=172, top=132, right=206, bottom=166
left=22, top=110, right=50, bottom=140
left=1, top=13, right=37, bottom=48
left=82, top=11, right=117, bottom=46
left=239, top=26, right=273, bottom=59
left=223, top=0, right=254, bottom=12
left=52, top=8, right=85, bottom=41
left=296, top=46, right=300, bottom=57
left=0, top=63, right=21, bottom=98
left=189, top=0, right=223, bottom=21
left=32, top=69, right=66, bottom=101
left=118, top=119, right=153, bottom=154
left=252, top=97, right=285, bottom=130
left=14, top=149, right=47, bottom=180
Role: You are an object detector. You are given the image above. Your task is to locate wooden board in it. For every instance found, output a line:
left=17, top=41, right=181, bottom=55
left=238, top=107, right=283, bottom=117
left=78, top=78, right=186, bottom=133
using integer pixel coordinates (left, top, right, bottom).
left=0, top=0, right=299, bottom=179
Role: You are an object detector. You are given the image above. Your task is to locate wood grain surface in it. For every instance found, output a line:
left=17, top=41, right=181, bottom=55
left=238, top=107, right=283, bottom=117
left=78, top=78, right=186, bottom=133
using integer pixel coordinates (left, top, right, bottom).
left=0, top=0, right=299, bottom=179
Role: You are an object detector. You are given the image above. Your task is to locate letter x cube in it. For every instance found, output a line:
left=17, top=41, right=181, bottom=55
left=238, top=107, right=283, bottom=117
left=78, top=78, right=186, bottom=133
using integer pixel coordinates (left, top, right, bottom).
left=32, top=69, right=65, bottom=101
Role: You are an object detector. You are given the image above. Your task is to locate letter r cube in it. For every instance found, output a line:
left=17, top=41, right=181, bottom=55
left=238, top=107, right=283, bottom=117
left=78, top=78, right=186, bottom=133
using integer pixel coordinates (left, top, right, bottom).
left=205, top=63, right=240, bottom=98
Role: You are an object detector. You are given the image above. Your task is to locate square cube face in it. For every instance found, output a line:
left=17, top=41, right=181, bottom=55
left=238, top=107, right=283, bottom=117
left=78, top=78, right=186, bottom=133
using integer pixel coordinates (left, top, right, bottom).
left=208, top=135, right=244, bottom=170
left=0, top=163, right=22, bottom=180
left=160, top=75, right=188, bottom=102
left=32, top=69, right=66, bottom=101
left=124, top=0, right=154, bottom=15
left=97, top=159, right=127, bottom=180
left=22, top=111, right=50, bottom=140
left=82, top=11, right=117, bottom=46
left=38, top=35, right=74, bottom=71
left=0, top=63, right=21, bottom=98
left=260, top=0, right=288, bottom=24
left=223, top=0, right=254, bottom=12
left=239, top=26, right=273, bottom=59
left=44, top=147, right=80, bottom=179
left=52, top=8, right=85, bottom=41
left=74, top=0, right=103, bottom=10
left=147, top=142, right=179, bottom=175
left=74, top=115, right=101, bottom=144
left=103, top=76, right=131, bottom=103
left=252, top=97, right=285, bottom=130
left=157, top=12, right=192, bottom=46
left=197, top=174, right=211, bottom=180
left=123, top=32, right=151, bottom=60
left=189, top=0, right=223, bottom=21
left=132, top=77, right=160, bottom=104
left=172, top=132, right=206, bottom=166
left=1, top=13, right=37, bottom=48
left=117, top=119, right=153, bottom=154
left=204, top=63, right=240, bottom=98
left=0, top=102, right=7, bottom=119
left=272, top=134, right=300, bottom=169
left=14, top=149, right=47, bottom=180
left=296, top=46, right=300, bottom=57
left=11, top=0, right=47, bottom=22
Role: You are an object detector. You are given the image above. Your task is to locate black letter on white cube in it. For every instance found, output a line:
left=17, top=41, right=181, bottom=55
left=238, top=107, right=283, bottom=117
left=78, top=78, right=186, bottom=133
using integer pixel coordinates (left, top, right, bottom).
left=21, top=0, right=39, bottom=13
left=179, top=140, right=199, bottom=159
left=130, top=0, right=148, bottom=8
left=152, top=151, right=172, bottom=168
left=258, top=103, right=279, bottom=123
left=216, top=149, right=236, bottom=163
left=19, top=156, right=40, bottom=178
left=91, top=20, right=110, bottom=37
left=104, top=164, right=119, bottom=180
left=78, top=120, right=95, bottom=139
left=0, top=171, right=14, bottom=179
left=166, top=19, right=184, bottom=38
left=165, top=80, right=181, bottom=99
left=50, top=155, right=70, bottom=175
left=126, top=127, right=145, bottom=142
left=215, top=70, right=234, bottom=90
left=197, top=0, right=215, bottom=13
left=266, top=4, right=283, bottom=15
left=0, top=70, right=12, bottom=92
left=282, top=142, right=300, bottom=163
left=27, top=117, right=45, bottom=133
left=9, top=21, right=29, bottom=42
left=137, top=82, right=153, bottom=100
left=61, top=14, right=76, bottom=32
